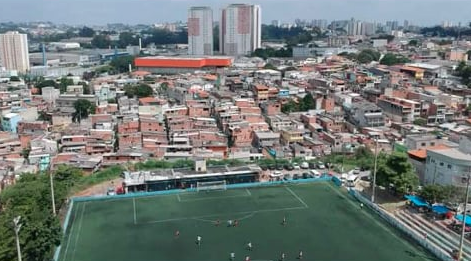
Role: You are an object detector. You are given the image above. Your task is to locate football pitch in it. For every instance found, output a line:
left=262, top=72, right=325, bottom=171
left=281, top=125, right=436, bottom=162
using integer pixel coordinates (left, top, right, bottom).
left=58, top=181, right=437, bottom=261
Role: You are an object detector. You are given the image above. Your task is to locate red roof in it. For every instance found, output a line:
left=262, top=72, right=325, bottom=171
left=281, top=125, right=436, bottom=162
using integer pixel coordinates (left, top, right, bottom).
left=135, top=56, right=232, bottom=68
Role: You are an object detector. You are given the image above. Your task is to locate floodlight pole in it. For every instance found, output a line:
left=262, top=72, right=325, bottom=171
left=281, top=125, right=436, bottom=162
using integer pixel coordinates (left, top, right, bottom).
left=458, top=174, right=470, bottom=261
left=13, top=216, right=22, bottom=261
left=44, top=162, right=56, bottom=217
left=371, top=138, right=379, bottom=203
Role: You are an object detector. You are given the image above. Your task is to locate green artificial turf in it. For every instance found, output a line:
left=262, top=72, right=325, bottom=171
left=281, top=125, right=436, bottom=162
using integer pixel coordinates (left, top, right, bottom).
left=58, top=182, right=437, bottom=261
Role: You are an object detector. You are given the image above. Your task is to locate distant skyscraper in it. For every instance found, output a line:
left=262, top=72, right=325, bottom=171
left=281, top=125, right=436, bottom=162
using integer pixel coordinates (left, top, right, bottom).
left=220, top=4, right=261, bottom=56
left=188, top=6, right=213, bottom=56
left=0, top=31, right=30, bottom=73
left=403, top=20, right=409, bottom=30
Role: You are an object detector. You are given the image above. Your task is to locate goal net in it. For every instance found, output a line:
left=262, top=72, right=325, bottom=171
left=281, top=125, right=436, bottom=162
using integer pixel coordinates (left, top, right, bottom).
left=196, top=180, right=227, bottom=192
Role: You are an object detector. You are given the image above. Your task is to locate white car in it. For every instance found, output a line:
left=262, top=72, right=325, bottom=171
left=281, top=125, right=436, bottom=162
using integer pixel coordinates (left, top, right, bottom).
left=292, top=163, right=301, bottom=170
left=300, top=162, right=309, bottom=169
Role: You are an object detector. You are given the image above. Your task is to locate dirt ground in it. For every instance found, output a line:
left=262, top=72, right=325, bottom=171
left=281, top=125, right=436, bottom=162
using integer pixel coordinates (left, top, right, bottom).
left=73, top=177, right=123, bottom=197
left=357, top=180, right=407, bottom=212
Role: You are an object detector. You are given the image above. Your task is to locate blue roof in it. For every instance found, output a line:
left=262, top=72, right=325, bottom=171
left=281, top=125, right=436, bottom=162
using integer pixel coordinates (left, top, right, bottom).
left=455, top=214, right=471, bottom=226
left=404, top=195, right=429, bottom=208
left=431, top=205, right=449, bottom=215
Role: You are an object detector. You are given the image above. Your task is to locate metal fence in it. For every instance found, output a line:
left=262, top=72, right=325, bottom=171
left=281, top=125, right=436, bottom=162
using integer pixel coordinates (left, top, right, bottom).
left=348, top=189, right=454, bottom=261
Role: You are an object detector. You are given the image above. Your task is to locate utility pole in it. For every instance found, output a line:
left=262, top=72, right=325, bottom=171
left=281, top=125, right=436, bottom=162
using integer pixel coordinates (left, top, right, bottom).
left=371, top=138, right=379, bottom=203
left=13, top=216, right=22, bottom=261
left=50, top=165, right=56, bottom=216
left=458, top=174, right=470, bottom=261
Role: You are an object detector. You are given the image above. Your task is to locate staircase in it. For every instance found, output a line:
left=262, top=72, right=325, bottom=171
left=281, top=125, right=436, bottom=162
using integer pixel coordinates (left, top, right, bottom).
left=395, top=209, right=471, bottom=261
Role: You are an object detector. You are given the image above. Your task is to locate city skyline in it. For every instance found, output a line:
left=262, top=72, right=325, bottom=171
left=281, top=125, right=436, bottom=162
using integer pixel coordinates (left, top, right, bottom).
left=1, top=0, right=471, bottom=26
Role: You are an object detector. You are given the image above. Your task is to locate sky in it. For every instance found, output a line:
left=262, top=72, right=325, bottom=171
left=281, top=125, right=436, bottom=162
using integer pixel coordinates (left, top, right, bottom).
left=1, top=0, right=471, bottom=26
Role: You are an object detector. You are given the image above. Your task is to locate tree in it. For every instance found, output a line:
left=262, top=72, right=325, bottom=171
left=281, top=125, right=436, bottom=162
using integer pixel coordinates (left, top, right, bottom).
left=420, top=184, right=446, bottom=203
left=413, top=118, right=427, bottom=126
left=91, top=34, right=111, bottom=49
left=78, top=81, right=91, bottom=94
left=357, top=49, right=381, bottom=64
left=110, top=55, right=134, bottom=73
left=118, top=32, right=138, bottom=48
left=252, top=47, right=292, bottom=59
left=281, top=100, right=299, bottom=113
left=73, top=99, right=95, bottom=123
left=58, top=77, right=74, bottom=94
left=0, top=174, right=63, bottom=261
left=455, top=61, right=471, bottom=86
left=159, top=82, right=169, bottom=95
left=408, top=39, right=418, bottom=46
left=21, top=146, right=31, bottom=160
left=78, top=26, right=95, bottom=37
left=124, top=84, right=153, bottom=98
left=376, top=152, right=419, bottom=195
left=338, top=52, right=357, bottom=61
left=263, top=63, right=277, bottom=70
left=299, top=93, right=315, bottom=111
left=380, top=53, right=410, bottom=66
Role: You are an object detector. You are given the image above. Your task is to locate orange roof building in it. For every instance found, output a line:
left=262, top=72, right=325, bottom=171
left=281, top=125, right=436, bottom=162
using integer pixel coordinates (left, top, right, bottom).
left=135, top=56, right=233, bottom=74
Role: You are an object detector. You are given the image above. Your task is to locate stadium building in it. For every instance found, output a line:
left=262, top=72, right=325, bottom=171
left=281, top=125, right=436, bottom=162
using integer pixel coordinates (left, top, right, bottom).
left=134, top=56, right=233, bottom=74
left=122, top=159, right=260, bottom=192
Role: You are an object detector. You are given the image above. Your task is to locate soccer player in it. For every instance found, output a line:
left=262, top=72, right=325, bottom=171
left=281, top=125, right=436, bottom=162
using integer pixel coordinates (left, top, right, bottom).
left=230, top=252, right=235, bottom=261
left=234, top=219, right=239, bottom=227
left=247, top=242, right=252, bottom=251
left=215, top=219, right=220, bottom=227
left=360, top=203, right=364, bottom=209
left=245, top=256, right=250, bottom=261
left=196, top=235, right=202, bottom=246
left=282, top=216, right=287, bottom=226
left=298, top=250, right=303, bottom=259
left=175, top=230, right=180, bottom=238
left=280, top=252, right=286, bottom=261
left=228, top=219, right=233, bottom=227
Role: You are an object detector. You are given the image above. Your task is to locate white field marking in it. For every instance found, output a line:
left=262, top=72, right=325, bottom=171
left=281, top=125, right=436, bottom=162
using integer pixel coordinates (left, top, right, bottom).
left=177, top=193, right=251, bottom=202
left=285, top=186, right=309, bottom=208
left=133, top=197, right=137, bottom=224
left=176, top=194, right=181, bottom=202
left=71, top=202, right=87, bottom=261
left=139, top=205, right=307, bottom=225
left=325, top=182, right=418, bottom=252
left=61, top=202, right=81, bottom=261
left=193, top=212, right=256, bottom=223
left=245, top=188, right=252, bottom=196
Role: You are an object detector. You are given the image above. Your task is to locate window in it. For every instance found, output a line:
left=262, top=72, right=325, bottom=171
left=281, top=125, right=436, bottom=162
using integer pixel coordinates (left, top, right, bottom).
left=447, top=164, right=452, bottom=169
left=421, top=142, right=426, bottom=147
left=431, top=142, right=435, bottom=146
left=439, top=162, right=444, bottom=166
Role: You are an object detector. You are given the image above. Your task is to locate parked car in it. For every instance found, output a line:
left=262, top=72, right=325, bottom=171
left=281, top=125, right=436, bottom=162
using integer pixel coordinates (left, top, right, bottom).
left=310, top=169, right=321, bottom=178
left=293, top=174, right=300, bottom=180
left=284, top=164, right=294, bottom=171
left=276, top=165, right=284, bottom=170
left=308, top=162, right=316, bottom=169
left=260, top=165, right=268, bottom=171
left=317, top=161, right=326, bottom=169
left=268, top=165, right=276, bottom=170
left=293, top=163, right=301, bottom=170
left=283, top=174, right=291, bottom=181
left=300, top=162, right=309, bottom=169
left=302, top=172, right=310, bottom=179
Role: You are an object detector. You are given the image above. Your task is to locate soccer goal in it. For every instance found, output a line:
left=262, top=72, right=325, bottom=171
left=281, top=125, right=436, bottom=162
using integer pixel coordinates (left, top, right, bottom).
left=196, top=180, right=227, bottom=192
